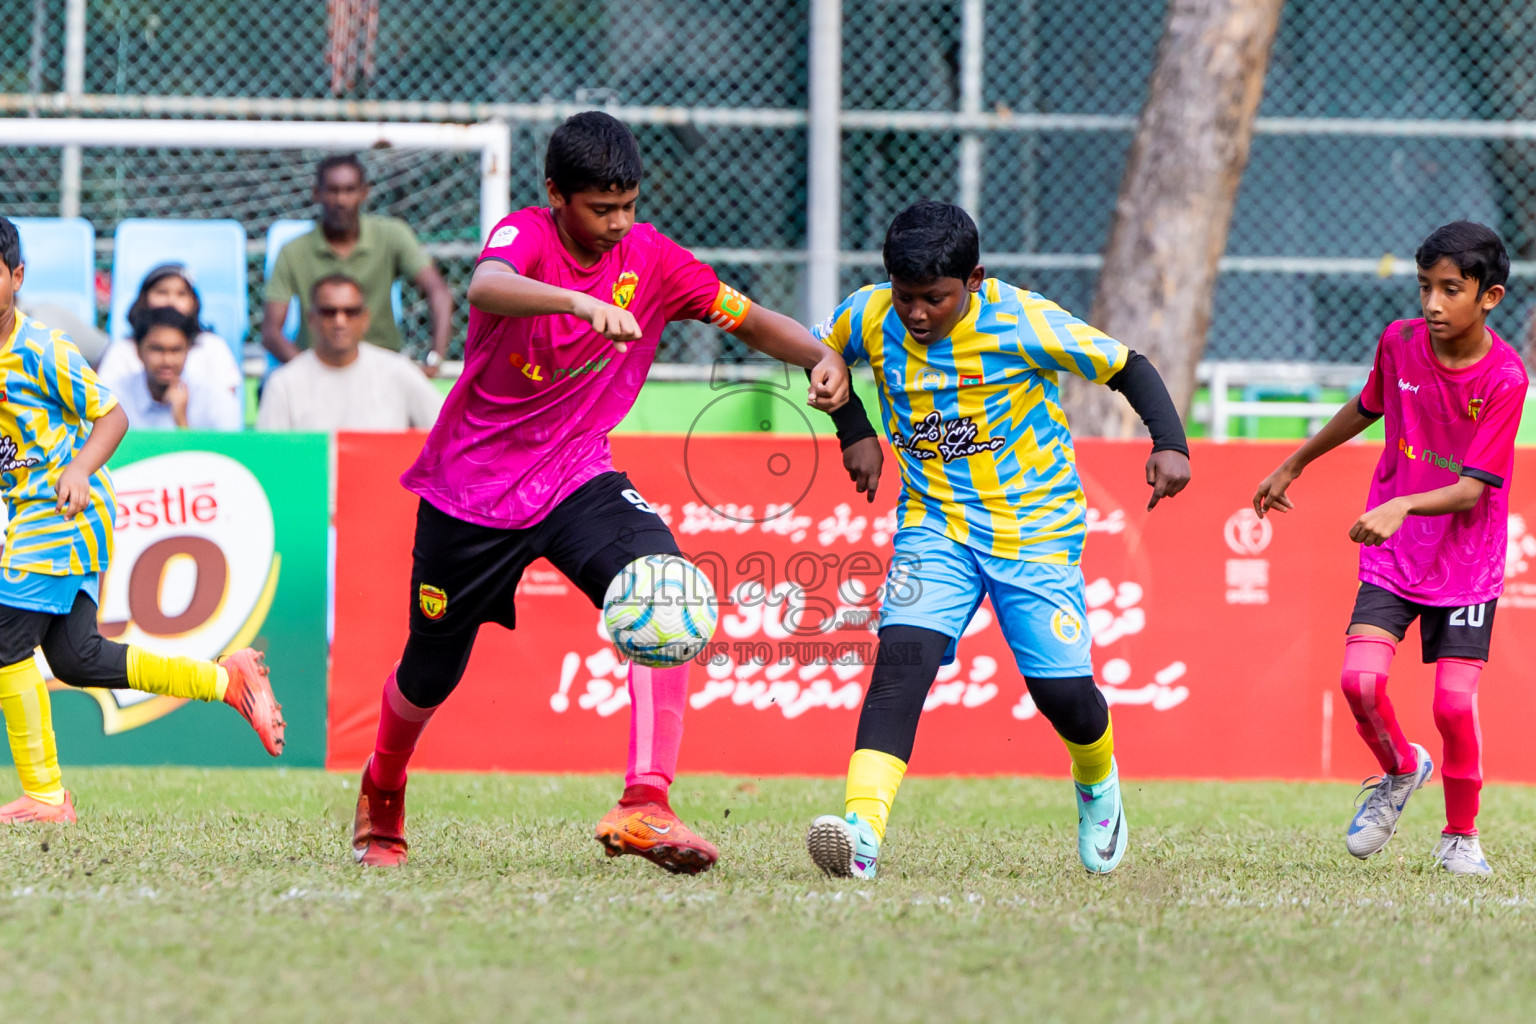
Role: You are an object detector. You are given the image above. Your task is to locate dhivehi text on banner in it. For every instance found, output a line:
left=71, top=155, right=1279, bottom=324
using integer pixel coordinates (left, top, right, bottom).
left=328, top=432, right=1536, bottom=781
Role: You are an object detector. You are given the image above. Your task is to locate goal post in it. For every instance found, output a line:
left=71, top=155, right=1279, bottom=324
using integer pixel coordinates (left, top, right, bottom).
left=3, top=117, right=512, bottom=243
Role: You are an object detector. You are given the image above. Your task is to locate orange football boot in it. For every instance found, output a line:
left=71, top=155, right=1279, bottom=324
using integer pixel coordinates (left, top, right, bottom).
left=595, top=797, right=718, bottom=875
left=0, top=791, right=76, bottom=824
left=220, top=648, right=285, bottom=756
left=352, top=757, right=408, bottom=867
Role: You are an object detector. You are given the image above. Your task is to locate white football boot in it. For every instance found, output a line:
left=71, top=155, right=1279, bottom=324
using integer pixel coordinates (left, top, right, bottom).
left=1345, top=743, right=1433, bottom=859
left=1433, top=832, right=1493, bottom=876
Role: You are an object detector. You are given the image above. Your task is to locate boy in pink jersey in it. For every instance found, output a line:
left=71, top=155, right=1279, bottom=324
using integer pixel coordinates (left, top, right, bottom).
left=1255, top=222, right=1526, bottom=875
left=352, top=112, right=851, bottom=872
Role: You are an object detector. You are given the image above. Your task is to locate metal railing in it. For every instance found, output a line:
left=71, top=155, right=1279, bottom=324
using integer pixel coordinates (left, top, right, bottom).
left=7, top=0, right=1536, bottom=367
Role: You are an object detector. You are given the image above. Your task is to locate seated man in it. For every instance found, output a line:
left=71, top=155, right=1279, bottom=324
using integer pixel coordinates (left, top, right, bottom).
left=261, top=154, right=454, bottom=375
left=110, top=307, right=243, bottom=431
left=257, top=274, right=444, bottom=431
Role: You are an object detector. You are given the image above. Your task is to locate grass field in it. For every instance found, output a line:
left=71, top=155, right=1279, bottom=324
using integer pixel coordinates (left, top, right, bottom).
left=4, top=769, right=1536, bottom=1023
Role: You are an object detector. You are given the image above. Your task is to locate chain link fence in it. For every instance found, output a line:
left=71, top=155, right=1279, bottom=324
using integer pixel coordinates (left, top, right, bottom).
left=6, top=0, right=1536, bottom=364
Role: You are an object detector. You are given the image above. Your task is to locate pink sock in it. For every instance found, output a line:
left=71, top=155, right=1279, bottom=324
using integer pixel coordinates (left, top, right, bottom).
left=1339, top=635, right=1416, bottom=775
left=625, top=662, right=688, bottom=794
left=369, top=669, right=438, bottom=791
left=1434, top=658, right=1484, bottom=836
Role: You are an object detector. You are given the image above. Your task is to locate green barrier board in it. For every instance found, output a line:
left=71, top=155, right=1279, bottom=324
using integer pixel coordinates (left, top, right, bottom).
left=38, top=431, right=331, bottom=767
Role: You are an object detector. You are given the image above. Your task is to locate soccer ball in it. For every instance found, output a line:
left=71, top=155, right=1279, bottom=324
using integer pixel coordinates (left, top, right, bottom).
left=602, top=555, right=718, bottom=667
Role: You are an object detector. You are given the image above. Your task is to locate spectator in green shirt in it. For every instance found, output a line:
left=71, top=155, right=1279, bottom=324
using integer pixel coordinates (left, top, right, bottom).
left=261, top=154, right=455, bottom=376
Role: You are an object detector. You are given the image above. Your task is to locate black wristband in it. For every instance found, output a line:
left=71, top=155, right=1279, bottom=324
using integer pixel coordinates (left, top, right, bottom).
left=830, top=391, right=878, bottom=449
left=1105, top=351, right=1189, bottom=456
left=805, top=367, right=879, bottom=449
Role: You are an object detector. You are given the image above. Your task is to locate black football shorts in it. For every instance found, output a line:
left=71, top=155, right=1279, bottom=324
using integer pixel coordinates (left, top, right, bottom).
left=407, top=471, right=680, bottom=637
left=1348, top=582, right=1496, bottom=663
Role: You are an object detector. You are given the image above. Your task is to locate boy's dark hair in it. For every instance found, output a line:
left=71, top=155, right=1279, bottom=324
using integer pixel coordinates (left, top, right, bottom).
left=0, top=216, right=20, bottom=273
left=545, top=112, right=644, bottom=198
left=310, top=272, right=366, bottom=306
left=126, top=264, right=204, bottom=331
left=1415, top=221, right=1509, bottom=296
left=316, top=154, right=367, bottom=189
left=883, top=200, right=980, bottom=284
left=130, top=305, right=200, bottom=346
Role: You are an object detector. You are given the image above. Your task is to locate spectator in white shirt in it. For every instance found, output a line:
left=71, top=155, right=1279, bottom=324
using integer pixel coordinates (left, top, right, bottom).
left=97, top=263, right=244, bottom=394
left=257, top=274, right=443, bottom=431
left=112, top=307, right=243, bottom=431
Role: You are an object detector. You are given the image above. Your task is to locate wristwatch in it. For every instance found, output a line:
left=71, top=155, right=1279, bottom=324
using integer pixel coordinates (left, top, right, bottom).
left=424, top=351, right=443, bottom=369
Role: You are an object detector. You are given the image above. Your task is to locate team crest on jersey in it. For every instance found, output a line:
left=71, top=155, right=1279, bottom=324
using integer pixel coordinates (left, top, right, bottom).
left=418, top=584, right=448, bottom=620
left=1469, top=397, right=1484, bottom=421
left=612, top=271, right=640, bottom=310
left=917, top=369, right=948, bottom=391
left=1050, top=608, right=1084, bottom=645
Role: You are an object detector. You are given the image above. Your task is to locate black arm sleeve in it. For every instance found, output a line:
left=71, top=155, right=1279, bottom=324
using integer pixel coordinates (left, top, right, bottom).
left=805, top=368, right=879, bottom=449
left=1104, top=351, right=1189, bottom=456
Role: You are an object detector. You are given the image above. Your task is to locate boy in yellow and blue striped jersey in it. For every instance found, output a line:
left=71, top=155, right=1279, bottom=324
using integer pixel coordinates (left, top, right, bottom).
left=0, top=216, right=286, bottom=823
left=804, top=201, right=1191, bottom=877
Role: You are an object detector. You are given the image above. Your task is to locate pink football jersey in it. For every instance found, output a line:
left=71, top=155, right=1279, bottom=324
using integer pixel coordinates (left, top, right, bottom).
left=1356, top=319, right=1527, bottom=605
left=401, top=207, right=725, bottom=528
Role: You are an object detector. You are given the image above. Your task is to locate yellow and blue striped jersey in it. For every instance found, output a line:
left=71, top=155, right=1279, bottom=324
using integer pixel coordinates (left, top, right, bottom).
left=815, top=279, right=1128, bottom=563
left=0, top=314, right=118, bottom=576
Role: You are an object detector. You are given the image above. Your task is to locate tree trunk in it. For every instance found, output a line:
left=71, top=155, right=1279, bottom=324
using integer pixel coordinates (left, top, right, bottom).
left=1064, top=0, right=1284, bottom=436
left=1448, top=8, right=1536, bottom=374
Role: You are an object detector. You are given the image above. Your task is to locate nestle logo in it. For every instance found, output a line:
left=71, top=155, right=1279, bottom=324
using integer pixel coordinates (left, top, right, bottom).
left=1398, top=378, right=1420, bottom=393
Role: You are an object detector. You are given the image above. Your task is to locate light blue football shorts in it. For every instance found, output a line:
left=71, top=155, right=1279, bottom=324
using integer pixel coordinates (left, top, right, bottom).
left=0, top=566, right=100, bottom=615
left=878, top=525, right=1092, bottom=677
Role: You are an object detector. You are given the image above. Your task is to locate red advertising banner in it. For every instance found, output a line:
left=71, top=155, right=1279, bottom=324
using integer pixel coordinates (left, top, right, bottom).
left=329, top=433, right=1536, bottom=781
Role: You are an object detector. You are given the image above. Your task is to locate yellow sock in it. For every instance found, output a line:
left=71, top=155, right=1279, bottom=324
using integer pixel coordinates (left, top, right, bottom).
left=1063, top=717, right=1115, bottom=786
left=0, top=660, right=66, bottom=805
left=844, top=748, right=907, bottom=841
left=126, top=647, right=228, bottom=702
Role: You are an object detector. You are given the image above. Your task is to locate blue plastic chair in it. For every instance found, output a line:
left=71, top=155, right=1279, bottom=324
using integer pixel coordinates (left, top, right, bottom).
left=264, top=218, right=404, bottom=343
left=108, top=219, right=248, bottom=370
left=12, top=217, right=96, bottom=324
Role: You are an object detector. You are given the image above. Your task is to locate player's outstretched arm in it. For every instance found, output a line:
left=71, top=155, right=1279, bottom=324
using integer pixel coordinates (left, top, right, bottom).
left=733, top=304, right=850, bottom=411
left=57, top=403, right=127, bottom=517
left=1349, top=477, right=1486, bottom=546
left=1104, top=351, right=1191, bottom=510
left=1253, top=399, right=1378, bottom=518
left=466, top=260, right=641, bottom=351
left=801, top=366, right=883, bottom=503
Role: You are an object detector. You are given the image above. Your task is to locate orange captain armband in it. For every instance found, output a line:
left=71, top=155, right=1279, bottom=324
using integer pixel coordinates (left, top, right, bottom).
left=705, top=283, right=753, bottom=333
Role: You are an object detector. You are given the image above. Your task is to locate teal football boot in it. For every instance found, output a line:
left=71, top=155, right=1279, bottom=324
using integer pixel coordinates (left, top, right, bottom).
left=807, top=812, right=880, bottom=879
left=1075, top=758, right=1127, bottom=874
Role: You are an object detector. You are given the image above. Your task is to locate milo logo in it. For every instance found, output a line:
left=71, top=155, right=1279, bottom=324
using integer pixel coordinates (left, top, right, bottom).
left=60, top=452, right=278, bottom=733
